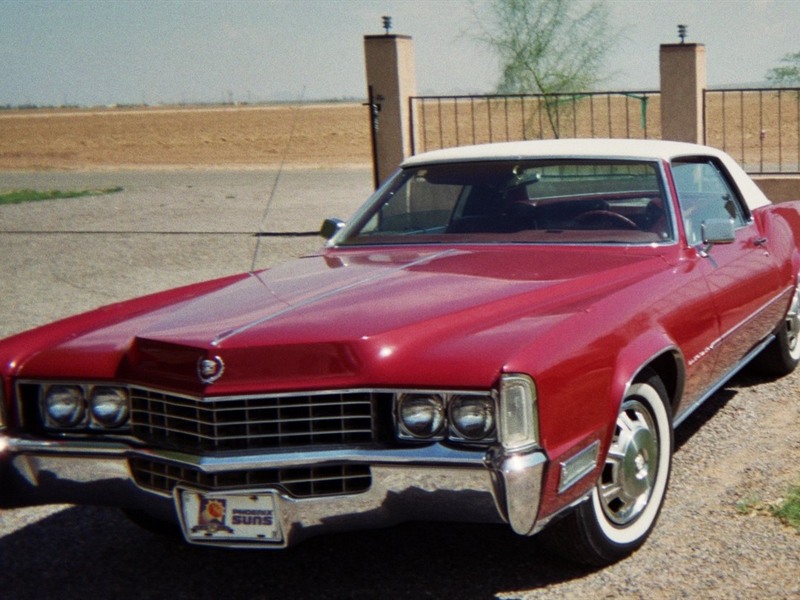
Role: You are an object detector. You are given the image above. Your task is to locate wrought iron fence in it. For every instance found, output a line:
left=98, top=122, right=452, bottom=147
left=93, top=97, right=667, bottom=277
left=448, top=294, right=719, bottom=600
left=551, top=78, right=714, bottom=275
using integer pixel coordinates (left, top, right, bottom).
left=408, top=89, right=800, bottom=174
left=704, top=88, right=800, bottom=174
left=408, top=91, right=660, bottom=155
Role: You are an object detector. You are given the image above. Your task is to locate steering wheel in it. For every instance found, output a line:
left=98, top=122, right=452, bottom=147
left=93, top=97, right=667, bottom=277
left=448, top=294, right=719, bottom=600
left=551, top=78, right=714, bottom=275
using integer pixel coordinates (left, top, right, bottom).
left=573, top=210, right=638, bottom=230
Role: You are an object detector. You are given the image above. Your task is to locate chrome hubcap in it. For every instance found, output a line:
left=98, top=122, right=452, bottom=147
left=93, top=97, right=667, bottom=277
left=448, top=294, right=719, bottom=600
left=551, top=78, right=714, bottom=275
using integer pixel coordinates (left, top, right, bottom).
left=598, top=399, right=659, bottom=525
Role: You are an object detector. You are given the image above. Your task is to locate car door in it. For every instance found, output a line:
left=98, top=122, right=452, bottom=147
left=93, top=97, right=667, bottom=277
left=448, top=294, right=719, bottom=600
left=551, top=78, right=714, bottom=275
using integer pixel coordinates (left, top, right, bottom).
left=672, top=157, right=784, bottom=387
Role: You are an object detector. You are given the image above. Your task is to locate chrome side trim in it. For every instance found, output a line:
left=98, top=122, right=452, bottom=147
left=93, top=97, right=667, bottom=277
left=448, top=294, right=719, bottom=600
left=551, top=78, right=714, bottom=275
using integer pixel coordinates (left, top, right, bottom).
left=674, top=333, right=775, bottom=428
left=685, top=287, right=790, bottom=369
left=716, top=286, right=792, bottom=346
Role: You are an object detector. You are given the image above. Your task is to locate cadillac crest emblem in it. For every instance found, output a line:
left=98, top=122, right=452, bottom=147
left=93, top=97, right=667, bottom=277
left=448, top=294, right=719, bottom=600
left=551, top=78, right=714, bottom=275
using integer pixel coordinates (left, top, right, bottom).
left=197, top=355, right=225, bottom=384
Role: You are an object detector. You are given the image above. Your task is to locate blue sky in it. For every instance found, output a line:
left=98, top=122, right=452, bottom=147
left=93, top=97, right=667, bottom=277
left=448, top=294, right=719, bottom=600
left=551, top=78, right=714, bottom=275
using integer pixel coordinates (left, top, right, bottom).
left=1, top=0, right=799, bottom=107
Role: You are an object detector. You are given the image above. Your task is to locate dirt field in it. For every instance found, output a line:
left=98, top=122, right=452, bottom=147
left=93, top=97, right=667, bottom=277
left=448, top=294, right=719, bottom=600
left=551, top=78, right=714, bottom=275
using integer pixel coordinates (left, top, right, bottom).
left=2, top=94, right=798, bottom=173
left=0, top=103, right=372, bottom=171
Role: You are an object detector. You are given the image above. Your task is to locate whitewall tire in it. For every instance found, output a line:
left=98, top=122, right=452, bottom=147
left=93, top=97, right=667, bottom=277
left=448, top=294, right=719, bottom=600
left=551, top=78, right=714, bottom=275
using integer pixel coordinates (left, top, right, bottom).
left=540, top=370, right=673, bottom=566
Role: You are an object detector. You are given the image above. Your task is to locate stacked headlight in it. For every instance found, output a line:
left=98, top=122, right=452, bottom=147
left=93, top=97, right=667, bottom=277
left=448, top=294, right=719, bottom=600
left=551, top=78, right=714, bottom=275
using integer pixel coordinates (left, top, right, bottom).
left=89, top=387, right=130, bottom=428
left=395, top=391, right=496, bottom=443
left=449, top=395, right=495, bottom=441
left=42, top=385, right=87, bottom=428
left=396, top=394, right=446, bottom=439
left=41, top=384, right=131, bottom=432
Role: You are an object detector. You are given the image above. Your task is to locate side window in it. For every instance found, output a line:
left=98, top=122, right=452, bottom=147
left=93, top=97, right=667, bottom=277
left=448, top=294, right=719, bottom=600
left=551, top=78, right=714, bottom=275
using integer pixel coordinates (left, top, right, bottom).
left=672, top=159, right=749, bottom=245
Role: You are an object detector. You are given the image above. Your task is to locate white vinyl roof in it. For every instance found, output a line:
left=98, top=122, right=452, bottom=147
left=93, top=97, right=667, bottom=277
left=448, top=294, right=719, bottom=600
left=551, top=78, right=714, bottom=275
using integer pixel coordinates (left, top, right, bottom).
left=402, top=139, right=771, bottom=210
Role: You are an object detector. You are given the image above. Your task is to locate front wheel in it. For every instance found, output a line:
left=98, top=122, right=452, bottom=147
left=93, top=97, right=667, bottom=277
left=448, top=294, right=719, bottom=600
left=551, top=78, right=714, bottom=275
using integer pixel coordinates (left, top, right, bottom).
left=539, top=370, right=673, bottom=566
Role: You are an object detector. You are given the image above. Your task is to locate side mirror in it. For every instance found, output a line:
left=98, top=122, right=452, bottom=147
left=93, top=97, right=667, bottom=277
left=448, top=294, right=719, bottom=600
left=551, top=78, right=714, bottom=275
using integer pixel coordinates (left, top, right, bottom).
left=701, top=218, right=735, bottom=245
left=699, top=218, right=735, bottom=255
left=320, top=218, right=345, bottom=240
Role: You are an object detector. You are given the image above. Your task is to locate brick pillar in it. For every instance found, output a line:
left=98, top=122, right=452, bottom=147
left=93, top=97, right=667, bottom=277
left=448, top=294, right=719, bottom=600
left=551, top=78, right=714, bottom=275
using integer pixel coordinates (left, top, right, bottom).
left=660, top=43, right=707, bottom=144
left=364, top=34, right=416, bottom=186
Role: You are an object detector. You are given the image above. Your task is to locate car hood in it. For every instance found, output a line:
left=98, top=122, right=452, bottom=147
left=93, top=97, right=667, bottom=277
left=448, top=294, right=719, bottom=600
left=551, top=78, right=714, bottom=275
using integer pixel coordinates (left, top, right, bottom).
left=6, top=246, right=667, bottom=394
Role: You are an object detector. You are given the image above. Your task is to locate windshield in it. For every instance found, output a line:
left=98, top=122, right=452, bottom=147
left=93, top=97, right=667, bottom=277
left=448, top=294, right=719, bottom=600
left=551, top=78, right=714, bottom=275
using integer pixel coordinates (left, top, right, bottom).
left=337, top=159, right=672, bottom=246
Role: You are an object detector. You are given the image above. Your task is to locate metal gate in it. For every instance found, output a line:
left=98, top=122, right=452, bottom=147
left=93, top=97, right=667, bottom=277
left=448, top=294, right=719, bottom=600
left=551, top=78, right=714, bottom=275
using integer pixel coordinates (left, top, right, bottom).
left=704, top=88, right=800, bottom=174
left=408, top=91, right=659, bottom=155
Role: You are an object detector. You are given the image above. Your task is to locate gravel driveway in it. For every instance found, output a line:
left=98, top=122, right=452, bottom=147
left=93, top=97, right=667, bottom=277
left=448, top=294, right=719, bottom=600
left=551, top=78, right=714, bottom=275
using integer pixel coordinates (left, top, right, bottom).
left=0, top=168, right=798, bottom=599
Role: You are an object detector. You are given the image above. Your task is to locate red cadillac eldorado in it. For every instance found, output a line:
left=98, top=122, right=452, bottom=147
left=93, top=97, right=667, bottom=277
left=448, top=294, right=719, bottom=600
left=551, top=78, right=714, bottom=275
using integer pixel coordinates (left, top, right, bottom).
left=2, top=139, right=799, bottom=565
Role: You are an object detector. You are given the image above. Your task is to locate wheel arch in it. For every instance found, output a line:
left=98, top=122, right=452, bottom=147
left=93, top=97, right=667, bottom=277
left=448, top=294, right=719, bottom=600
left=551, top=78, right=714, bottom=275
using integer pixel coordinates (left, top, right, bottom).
left=613, top=333, right=685, bottom=418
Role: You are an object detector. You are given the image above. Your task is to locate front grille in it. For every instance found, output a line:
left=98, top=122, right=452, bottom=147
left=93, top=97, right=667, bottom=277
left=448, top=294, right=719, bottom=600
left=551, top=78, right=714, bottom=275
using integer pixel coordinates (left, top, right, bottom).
left=130, top=458, right=372, bottom=498
left=130, top=388, right=385, bottom=452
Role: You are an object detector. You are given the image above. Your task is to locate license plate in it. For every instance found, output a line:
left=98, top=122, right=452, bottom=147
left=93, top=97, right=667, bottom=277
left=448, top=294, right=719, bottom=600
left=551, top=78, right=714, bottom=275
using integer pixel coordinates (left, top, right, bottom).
left=177, top=488, right=283, bottom=544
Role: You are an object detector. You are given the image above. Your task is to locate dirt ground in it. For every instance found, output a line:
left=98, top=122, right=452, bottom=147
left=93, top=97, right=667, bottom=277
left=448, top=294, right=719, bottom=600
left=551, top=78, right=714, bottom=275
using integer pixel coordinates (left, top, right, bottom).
left=0, top=103, right=372, bottom=171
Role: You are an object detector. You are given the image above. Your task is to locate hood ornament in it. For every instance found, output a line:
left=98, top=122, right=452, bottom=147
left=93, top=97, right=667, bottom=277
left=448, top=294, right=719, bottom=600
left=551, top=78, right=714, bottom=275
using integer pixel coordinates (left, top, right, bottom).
left=197, top=355, right=225, bottom=384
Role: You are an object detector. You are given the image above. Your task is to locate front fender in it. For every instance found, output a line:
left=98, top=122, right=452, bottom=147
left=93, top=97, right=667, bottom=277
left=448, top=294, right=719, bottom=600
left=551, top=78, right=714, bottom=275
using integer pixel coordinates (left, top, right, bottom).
left=611, top=331, right=684, bottom=417
left=533, top=329, right=684, bottom=522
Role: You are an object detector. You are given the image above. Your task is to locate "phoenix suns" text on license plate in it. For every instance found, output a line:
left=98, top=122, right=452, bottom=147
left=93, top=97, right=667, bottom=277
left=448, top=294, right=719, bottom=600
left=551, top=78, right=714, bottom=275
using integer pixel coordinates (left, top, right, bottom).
left=177, top=489, right=283, bottom=544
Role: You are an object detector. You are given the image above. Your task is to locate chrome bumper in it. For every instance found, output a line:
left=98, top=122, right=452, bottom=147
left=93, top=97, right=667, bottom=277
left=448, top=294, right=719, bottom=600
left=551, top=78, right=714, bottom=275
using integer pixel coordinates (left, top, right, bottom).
left=0, top=433, right=548, bottom=547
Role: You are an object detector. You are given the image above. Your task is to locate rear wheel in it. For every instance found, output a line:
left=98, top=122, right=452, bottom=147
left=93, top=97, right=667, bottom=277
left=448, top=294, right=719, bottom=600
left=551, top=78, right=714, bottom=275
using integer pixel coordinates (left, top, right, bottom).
left=540, top=370, right=673, bottom=566
left=754, top=281, right=800, bottom=376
